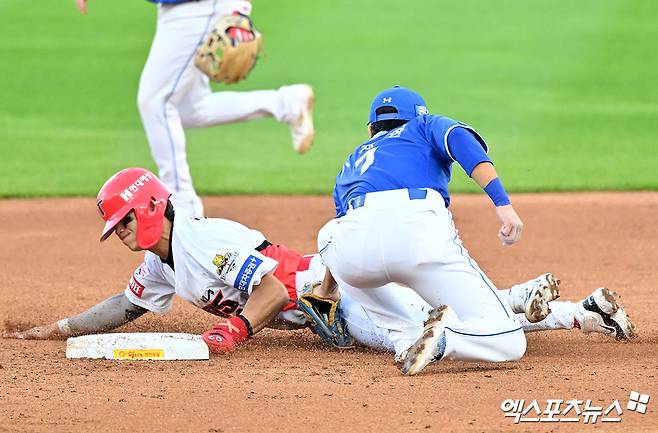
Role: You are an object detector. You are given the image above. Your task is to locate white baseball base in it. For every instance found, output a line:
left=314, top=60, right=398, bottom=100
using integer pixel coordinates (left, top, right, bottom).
left=66, top=333, right=209, bottom=361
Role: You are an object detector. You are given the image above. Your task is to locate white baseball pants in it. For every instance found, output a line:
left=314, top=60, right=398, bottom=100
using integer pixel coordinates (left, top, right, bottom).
left=138, top=0, right=296, bottom=215
left=319, top=188, right=526, bottom=362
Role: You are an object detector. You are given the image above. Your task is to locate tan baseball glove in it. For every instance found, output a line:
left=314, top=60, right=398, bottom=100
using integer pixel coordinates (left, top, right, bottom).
left=194, top=12, right=262, bottom=84
left=298, top=284, right=355, bottom=349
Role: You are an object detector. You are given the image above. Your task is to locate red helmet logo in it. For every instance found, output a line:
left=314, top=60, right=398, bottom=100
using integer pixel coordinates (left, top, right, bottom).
left=96, top=168, right=171, bottom=249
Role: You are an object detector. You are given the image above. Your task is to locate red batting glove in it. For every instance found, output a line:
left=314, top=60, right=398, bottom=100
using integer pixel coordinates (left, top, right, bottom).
left=202, top=316, right=251, bottom=354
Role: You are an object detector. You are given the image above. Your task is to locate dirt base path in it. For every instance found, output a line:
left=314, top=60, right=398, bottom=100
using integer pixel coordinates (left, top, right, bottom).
left=1, top=193, right=656, bottom=433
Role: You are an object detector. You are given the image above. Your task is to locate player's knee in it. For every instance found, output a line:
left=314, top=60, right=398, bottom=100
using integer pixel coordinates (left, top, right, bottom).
left=317, top=219, right=338, bottom=253
left=137, top=88, right=163, bottom=117
left=505, top=330, right=527, bottom=361
left=180, top=109, right=209, bottom=129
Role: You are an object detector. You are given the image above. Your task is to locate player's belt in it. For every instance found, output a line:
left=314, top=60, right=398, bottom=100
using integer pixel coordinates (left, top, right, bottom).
left=255, top=240, right=272, bottom=251
left=348, top=188, right=428, bottom=210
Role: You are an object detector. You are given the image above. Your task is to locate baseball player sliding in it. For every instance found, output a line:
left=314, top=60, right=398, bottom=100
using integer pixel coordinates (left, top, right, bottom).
left=76, top=0, right=315, bottom=217
left=306, top=85, right=636, bottom=376
left=1, top=169, right=635, bottom=358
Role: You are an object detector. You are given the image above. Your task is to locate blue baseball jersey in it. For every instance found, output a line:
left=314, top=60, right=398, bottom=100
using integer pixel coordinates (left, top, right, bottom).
left=333, top=115, right=490, bottom=217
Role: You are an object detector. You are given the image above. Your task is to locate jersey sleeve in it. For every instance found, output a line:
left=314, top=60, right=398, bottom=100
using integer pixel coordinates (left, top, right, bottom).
left=123, top=256, right=176, bottom=314
left=446, top=126, right=491, bottom=176
left=423, top=116, right=490, bottom=176
left=216, top=249, right=278, bottom=294
left=424, top=115, right=491, bottom=176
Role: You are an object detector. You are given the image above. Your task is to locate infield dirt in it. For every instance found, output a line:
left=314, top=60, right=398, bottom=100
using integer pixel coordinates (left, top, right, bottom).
left=1, top=193, right=657, bottom=433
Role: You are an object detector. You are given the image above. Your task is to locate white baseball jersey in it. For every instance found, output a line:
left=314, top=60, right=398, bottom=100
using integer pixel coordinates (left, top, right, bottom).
left=124, top=214, right=277, bottom=316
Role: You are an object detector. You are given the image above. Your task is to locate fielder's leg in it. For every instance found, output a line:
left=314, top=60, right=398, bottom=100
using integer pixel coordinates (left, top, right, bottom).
left=137, top=2, right=220, bottom=216
left=179, top=78, right=315, bottom=154
left=501, top=273, right=561, bottom=323
left=334, top=278, right=429, bottom=359
left=386, top=203, right=526, bottom=374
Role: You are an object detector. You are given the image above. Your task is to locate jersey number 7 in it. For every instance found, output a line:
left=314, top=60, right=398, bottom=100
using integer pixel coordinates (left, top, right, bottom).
left=354, top=147, right=377, bottom=175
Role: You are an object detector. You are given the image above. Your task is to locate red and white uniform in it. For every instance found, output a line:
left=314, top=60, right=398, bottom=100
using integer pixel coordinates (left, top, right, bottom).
left=124, top=213, right=318, bottom=326
left=125, top=214, right=278, bottom=315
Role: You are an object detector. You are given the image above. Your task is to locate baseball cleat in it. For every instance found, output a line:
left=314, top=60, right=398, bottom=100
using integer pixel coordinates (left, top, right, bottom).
left=508, top=273, right=561, bottom=323
left=400, top=305, right=454, bottom=376
left=575, top=288, right=637, bottom=341
left=523, top=273, right=561, bottom=323
left=280, top=84, right=315, bottom=154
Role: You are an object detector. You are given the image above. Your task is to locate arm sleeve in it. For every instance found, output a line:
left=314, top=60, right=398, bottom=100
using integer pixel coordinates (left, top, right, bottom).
left=446, top=126, right=491, bottom=176
left=64, top=293, right=148, bottom=337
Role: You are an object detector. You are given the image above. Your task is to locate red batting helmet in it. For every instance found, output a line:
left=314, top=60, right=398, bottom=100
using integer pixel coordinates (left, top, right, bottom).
left=96, top=168, right=171, bottom=249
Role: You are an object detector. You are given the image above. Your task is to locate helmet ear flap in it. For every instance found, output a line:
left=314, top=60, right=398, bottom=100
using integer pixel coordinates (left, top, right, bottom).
left=135, top=197, right=168, bottom=249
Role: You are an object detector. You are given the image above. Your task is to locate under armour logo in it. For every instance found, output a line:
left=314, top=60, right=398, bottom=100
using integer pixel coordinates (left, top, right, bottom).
left=382, top=97, right=392, bottom=103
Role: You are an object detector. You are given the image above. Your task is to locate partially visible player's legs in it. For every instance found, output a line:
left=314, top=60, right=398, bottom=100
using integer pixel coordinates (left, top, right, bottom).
left=338, top=285, right=634, bottom=356
left=338, top=291, right=396, bottom=353
left=319, top=191, right=526, bottom=375
left=317, top=218, right=428, bottom=356
left=179, top=80, right=315, bottom=154
left=517, top=288, right=636, bottom=340
left=320, top=222, right=565, bottom=346
left=490, top=273, right=635, bottom=340
left=340, top=281, right=582, bottom=352
left=501, top=273, right=561, bottom=323
left=502, top=274, right=636, bottom=340
left=399, top=254, right=527, bottom=364
left=298, top=243, right=426, bottom=355
left=516, top=301, right=578, bottom=331
left=338, top=282, right=520, bottom=357
left=334, top=265, right=635, bottom=355
left=137, top=2, right=217, bottom=216
left=336, top=278, right=430, bottom=358
left=383, top=201, right=526, bottom=374
left=334, top=261, right=526, bottom=370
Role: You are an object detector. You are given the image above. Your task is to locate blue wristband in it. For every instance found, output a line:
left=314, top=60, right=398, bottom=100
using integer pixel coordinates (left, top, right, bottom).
left=484, top=177, right=511, bottom=207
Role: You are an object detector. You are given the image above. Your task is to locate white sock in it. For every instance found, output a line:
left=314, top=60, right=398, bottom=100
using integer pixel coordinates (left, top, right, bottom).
left=517, top=301, right=577, bottom=332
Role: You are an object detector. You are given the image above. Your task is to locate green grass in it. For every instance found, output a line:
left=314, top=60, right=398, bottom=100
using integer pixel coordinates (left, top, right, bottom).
left=1, top=0, right=657, bottom=196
